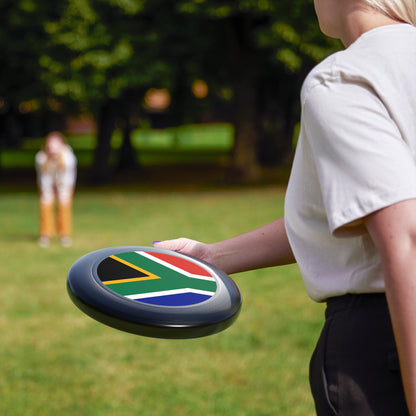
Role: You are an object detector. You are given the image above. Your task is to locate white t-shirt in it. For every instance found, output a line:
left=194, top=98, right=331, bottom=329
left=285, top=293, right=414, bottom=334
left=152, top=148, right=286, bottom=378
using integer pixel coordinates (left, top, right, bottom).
left=36, top=145, right=77, bottom=204
left=285, top=24, right=416, bottom=302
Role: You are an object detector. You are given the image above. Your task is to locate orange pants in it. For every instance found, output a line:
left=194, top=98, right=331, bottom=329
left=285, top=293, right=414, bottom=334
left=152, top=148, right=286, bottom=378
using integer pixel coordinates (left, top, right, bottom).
left=39, top=201, right=72, bottom=238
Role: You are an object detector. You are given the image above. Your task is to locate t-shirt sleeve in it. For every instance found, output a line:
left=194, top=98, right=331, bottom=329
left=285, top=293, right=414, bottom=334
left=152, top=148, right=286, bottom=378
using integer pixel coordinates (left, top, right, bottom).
left=303, top=79, right=416, bottom=234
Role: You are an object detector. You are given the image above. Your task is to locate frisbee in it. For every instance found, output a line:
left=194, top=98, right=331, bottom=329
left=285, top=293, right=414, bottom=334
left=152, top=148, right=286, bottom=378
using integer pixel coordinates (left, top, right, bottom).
left=67, top=246, right=242, bottom=339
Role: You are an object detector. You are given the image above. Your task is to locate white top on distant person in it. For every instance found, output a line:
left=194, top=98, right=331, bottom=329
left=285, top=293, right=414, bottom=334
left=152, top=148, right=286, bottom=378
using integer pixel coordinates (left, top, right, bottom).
left=35, top=131, right=77, bottom=247
left=154, top=0, right=416, bottom=414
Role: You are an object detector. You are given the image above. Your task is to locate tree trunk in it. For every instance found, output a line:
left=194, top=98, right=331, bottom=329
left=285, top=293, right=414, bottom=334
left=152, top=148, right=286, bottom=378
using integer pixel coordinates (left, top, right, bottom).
left=117, top=102, right=138, bottom=172
left=91, top=100, right=116, bottom=184
left=228, top=75, right=260, bottom=183
left=257, top=66, right=310, bottom=167
left=225, top=15, right=260, bottom=183
left=257, top=73, right=301, bottom=166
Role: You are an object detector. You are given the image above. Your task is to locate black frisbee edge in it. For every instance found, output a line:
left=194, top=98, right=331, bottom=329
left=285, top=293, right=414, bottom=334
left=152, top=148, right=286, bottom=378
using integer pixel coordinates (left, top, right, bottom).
left=66, top=246, right=242, bottom=339
left=67, top=280, right=241, bottom=339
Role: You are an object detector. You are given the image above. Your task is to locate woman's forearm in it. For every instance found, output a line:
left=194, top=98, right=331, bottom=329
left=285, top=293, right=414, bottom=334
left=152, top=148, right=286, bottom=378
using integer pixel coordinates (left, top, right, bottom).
left=366, top=199, right=416, bottom=415
left=209, top=217, right=296, bottom=274
left=384, top=264, right=416, bottom=415
left=154, top=217, right=296, bottom=275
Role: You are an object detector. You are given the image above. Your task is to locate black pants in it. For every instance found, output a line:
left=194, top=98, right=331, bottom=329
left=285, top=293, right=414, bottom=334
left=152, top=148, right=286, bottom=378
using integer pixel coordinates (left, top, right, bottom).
left=309, top=293, right=409, bottom=415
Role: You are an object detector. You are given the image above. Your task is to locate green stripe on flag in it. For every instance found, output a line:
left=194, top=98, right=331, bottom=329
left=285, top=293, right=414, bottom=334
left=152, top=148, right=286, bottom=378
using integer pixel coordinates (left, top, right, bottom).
left=106, top=252, right=217, bottom=296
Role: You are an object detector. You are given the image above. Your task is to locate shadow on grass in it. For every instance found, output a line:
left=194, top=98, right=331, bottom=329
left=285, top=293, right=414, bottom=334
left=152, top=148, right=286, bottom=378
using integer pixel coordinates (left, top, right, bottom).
left=0, top=164, right=291, bottom=194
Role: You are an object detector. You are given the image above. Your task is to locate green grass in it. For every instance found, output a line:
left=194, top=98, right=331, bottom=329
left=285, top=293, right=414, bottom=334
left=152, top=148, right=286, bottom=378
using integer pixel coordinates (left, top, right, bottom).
left=0, top=187, right=324, bottom=415
left=1, top=123, right=234, bottom=168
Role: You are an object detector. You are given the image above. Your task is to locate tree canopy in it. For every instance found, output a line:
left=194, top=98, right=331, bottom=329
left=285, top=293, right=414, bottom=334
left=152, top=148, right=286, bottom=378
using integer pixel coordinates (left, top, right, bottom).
left=0, top=0, right=342, bottom=182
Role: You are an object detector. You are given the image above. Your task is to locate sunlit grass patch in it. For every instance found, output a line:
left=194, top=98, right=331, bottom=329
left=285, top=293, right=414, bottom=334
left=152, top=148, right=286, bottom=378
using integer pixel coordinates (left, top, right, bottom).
left=0, top=188, right=322, bottom=415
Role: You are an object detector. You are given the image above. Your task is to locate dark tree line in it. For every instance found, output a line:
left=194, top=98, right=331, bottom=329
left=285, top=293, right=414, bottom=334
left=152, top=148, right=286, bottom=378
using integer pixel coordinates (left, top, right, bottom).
left=0, top=0, right=341, bottom=183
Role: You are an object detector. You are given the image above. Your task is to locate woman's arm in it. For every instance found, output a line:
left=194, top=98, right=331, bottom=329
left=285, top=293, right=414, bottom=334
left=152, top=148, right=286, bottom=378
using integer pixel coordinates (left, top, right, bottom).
left=154, top=217, right=296, bottom=275
left=365, top=198, right=416, bottom=415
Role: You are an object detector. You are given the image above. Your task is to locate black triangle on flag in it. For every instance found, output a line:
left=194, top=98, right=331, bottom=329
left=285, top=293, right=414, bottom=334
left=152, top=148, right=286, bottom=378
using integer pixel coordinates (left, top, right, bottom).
left=97, top=257, right=149, bottom=282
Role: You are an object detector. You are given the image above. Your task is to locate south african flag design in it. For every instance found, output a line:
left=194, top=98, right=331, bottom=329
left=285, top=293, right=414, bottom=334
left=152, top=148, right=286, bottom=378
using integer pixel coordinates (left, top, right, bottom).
left=97, top=251, right=217, bottom=307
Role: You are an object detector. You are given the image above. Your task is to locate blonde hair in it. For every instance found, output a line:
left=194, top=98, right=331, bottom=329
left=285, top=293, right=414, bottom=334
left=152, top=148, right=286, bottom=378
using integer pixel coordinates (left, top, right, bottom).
left=45, top=131, right=66, bottom=144
left=43, top=131, right=69, bottom=171
left=363, top=0, right=416, bottom=25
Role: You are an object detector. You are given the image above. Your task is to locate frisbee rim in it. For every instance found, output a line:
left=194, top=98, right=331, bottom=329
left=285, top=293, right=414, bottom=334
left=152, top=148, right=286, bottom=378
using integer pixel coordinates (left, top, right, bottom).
left=67, top=246, right=242, bottom=338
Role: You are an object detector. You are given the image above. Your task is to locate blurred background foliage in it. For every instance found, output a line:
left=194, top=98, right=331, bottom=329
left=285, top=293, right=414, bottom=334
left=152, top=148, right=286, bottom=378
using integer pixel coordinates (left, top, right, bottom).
left=0, top=0, right=342, bottom=183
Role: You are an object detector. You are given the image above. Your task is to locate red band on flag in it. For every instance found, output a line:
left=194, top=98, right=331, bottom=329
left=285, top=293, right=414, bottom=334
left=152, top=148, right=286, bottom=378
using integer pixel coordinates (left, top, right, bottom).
left=145, top=252, right=212, bottom=277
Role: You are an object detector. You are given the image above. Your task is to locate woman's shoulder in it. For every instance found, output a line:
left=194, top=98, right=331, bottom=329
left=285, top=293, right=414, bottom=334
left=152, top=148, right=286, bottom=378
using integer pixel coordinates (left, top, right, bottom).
left=302, top=24, right=416, bottom=106
left=300, top=52, right=344, bottom=103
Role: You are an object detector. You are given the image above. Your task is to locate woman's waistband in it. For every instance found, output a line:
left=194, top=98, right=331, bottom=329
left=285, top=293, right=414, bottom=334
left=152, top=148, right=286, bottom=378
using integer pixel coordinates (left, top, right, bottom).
left=325, top=293, right=387, bottom=318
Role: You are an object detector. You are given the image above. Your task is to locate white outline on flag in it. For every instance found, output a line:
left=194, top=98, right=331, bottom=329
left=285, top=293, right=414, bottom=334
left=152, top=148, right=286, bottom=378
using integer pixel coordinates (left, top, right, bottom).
left=125, top=288, right=215, bottom=300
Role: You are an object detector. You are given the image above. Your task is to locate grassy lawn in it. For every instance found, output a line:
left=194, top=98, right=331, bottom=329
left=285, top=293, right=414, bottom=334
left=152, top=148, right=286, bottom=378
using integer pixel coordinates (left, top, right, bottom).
left=0, top=187, right=324, bottom=415
left=0, top=123, right=234, bottom=168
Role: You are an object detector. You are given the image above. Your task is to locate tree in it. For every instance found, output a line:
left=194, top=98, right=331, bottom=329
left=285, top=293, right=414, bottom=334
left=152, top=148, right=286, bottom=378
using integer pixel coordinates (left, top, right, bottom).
left=35, top=0, right=341, bottom=183
left=0, top=0, right=66, bottom=147
left=174, top=0, right=341, bottom=181
left=41, top=0, right=214, bottom=182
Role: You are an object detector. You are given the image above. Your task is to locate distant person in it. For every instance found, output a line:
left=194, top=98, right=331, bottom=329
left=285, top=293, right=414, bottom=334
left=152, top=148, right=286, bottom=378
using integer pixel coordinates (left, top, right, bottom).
left=35, top=132, right=77, bottom=247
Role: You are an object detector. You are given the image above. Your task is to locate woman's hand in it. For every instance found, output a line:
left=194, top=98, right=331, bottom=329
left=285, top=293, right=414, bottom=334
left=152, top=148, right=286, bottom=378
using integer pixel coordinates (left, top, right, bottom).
left=153, top=238, right=214, bottom=264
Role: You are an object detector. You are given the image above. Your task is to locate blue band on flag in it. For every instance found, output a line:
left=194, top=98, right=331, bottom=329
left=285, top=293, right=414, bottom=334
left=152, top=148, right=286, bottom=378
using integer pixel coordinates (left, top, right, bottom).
left=135, top=292, right=212, bottom=306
